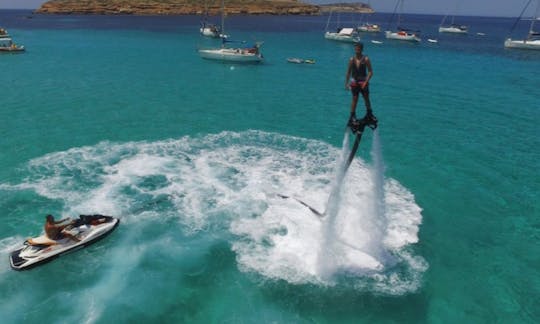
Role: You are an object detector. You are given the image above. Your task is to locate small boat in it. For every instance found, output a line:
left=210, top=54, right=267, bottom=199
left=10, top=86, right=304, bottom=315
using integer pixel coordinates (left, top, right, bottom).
left=10, top=214, right=119, bottom=270
left=371, top=40, right=383, bottom=44
left=200, top=23, right=221, bottom=38
left=476, top=32, right=486, bottom=36
left=428, top=38, right=439, bottom=43
left=0, top=28, right=25, bottom=53
left=199, top=0, right=222, bottom=38
left=504, top=0, right=540, bottom=50
left=286, top=58, right=315, bottom=64
left=287, top=57, right=304, bottom=64
left=0, top=38, right=25, bottom=53
left=0, top=28, right=10, bottom=37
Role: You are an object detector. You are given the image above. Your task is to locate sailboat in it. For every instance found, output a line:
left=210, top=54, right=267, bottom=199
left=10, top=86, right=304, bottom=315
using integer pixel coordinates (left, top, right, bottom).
left=385, top=0, right=421, bottom=42
left=200, top=0, right=221, bottom=38
left=324, top=9, right=361, bottom=42
left=357, top=0, right=380, bottom=33
left=198, top=0, right=263, bottom=63
left=439, top=16, right=468, bottom=34
left=504, top=0, right=540, bottom=50
left=439, top=1, right=468, bottom=34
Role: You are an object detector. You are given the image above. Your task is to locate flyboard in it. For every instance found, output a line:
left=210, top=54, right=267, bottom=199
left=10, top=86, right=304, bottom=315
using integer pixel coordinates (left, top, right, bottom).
left=279, top=114, right=378, bottom=216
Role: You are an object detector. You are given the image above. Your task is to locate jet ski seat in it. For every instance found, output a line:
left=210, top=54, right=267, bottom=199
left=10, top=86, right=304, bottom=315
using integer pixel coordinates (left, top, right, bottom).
left=27, top=235, right=58, bottom=246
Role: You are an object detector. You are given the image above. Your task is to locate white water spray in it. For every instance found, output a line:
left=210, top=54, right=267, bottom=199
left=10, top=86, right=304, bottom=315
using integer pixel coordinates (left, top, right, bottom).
left=4, top=131, right=424, bottom=294
left=367, top=130, right=391, bottom=260
left=317, top=128, right=394, bottom=280
left=317, top=129, right=351, bottom=279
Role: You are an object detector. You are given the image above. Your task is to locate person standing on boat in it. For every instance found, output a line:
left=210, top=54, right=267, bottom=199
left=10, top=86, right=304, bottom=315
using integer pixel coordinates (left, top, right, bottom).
left=345, top=42, right=376, bottom=125
left=44, top=214, right=80, bottom=242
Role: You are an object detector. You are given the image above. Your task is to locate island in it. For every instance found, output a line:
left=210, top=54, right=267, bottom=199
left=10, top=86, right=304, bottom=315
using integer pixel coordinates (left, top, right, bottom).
left=35, top=0, right=373, bottom=16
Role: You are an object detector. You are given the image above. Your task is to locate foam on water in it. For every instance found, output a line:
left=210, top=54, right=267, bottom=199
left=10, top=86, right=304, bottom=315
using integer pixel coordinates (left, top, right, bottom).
left=2, top=130, right=425, bottom=295
left=230, top=130, right=427, bottom=294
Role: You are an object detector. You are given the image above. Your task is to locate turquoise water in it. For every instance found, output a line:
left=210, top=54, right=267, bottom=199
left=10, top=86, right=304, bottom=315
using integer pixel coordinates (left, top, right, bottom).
left=1, top=11, right=539, bottom=323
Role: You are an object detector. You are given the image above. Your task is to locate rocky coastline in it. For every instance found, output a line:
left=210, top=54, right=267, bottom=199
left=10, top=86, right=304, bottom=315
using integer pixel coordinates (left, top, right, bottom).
left=35, top=0, right=373, bottom=16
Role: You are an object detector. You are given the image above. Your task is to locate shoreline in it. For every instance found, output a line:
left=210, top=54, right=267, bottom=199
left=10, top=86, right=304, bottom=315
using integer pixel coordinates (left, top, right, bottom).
left=33, top=0, right=374, bottom=16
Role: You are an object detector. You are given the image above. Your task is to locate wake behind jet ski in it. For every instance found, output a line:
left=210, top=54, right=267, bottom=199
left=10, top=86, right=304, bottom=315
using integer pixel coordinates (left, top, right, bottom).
left=10, top=214, right=119, bottom=271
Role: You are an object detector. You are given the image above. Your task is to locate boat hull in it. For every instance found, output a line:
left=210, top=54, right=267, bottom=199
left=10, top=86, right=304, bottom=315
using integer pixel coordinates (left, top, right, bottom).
left=324, top=32, right=360, bottom=43
left=385, top=31, right=421, bottom=42
left=439, top=26, right=468, bottom=34
left=0, top=46, right=25, bottom=53
left=504, top=38, right=540, bottom=50
left=357, top=24, right=381, bottom=33
left=198, top=48, right=263, bottom=63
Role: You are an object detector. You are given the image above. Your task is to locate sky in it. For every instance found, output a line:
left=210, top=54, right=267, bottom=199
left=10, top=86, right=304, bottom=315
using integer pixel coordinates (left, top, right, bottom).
left=0, top=0, right=536, bottom=18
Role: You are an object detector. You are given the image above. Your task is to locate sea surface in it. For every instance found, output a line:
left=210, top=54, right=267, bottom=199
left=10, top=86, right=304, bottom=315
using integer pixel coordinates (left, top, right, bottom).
left=0, top=10, right=539, bottom=323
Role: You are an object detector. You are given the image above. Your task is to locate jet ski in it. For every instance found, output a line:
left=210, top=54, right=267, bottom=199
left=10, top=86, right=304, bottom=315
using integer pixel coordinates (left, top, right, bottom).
left=10, top=214, right=119, bottom=271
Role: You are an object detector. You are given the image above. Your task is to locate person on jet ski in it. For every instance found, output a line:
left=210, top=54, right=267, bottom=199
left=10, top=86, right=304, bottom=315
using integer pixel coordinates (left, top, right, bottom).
left=44, top=214, right=80, bottom=242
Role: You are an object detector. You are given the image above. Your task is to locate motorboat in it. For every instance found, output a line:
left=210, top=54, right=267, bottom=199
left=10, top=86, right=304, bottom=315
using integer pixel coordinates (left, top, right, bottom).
left=0, top=28, right=24, bottom=53
left=0, top=38, right=25, bottom=53
left=200, top=23, right=221, bottom=38
left=199, top=0, right=222, bottom=38
left=10, top=214, right=119, bottom=270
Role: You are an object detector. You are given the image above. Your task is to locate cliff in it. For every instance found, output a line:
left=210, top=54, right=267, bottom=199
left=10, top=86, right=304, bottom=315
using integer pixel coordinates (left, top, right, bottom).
left=35, top=0, right=373, bottom=16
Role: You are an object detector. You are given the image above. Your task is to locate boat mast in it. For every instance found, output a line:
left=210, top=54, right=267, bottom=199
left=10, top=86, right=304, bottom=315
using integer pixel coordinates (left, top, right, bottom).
left=398, top=0, right=403, bottom=28
left=528, top=0, right=540, bottom=38
left=508, top=0, right=533, bottom=35
left=221, top=0, right=225, bottom=38
left=325, top=9, right=332, bottom=31
left=450, top=0, right=461, bottom=25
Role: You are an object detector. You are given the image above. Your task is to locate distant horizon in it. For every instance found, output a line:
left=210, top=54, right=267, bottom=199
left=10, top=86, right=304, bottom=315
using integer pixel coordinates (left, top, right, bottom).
left=0, top=0, right=537, bottom=18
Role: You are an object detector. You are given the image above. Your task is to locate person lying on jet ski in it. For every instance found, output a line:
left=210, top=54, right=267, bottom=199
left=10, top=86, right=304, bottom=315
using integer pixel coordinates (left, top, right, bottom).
left=44, top=214, right=80, bottom=242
